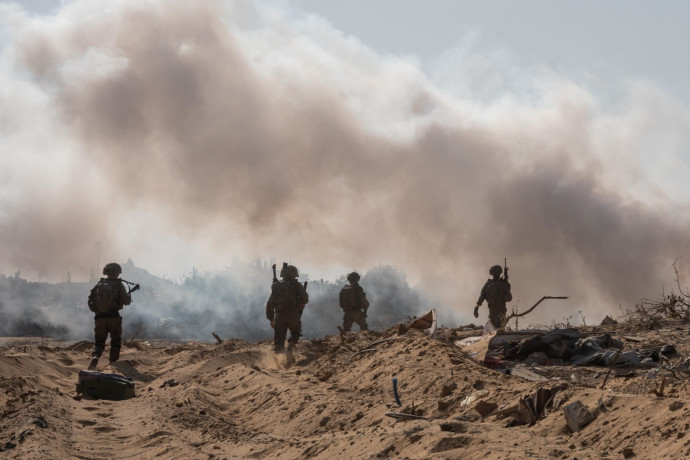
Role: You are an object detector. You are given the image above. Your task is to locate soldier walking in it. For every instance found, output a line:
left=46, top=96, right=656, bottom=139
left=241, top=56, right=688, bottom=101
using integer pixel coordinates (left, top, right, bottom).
left=266, top=265, right=309, bottom=353
left=339, top=272, right=370, bottom=332
left=87, top=263, right=131, bottom=370
left=475, top=265, right=512, bottom=330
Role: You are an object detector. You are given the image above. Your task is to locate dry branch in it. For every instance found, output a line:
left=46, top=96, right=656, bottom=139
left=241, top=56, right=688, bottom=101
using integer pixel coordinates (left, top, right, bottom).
left=503, top=296, right=569, bottom=328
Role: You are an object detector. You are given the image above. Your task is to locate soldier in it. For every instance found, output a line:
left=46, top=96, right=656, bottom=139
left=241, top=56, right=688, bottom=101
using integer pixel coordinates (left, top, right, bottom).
left=87, top=263, right=131, bottom=370
left=339, top=272, right=370, bottom=332
left=266, top=265, right=309, bottom=353
left=475, top=265, right=512, bottom=329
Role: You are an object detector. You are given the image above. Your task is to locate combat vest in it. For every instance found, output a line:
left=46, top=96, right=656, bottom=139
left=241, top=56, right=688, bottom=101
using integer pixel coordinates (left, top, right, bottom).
left=484, top=279, right=510, bottom=306
left=340, top=285, right=363, bottom=311
left=88, top=278, right=122, bottom=313
left=271, top=280, right=298, bottom=312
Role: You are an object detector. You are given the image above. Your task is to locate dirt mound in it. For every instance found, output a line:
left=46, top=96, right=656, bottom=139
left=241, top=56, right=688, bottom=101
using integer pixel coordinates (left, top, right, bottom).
left=2, top=324, right=690, bottom=458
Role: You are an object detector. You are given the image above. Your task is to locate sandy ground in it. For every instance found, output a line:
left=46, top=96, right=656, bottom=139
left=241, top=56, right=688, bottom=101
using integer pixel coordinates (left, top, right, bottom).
left=2, top=323, right=690, bottom=459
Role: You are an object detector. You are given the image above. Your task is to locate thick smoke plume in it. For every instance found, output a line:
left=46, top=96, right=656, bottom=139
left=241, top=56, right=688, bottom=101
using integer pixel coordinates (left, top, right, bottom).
left=1, top=0, right=690, bottom=327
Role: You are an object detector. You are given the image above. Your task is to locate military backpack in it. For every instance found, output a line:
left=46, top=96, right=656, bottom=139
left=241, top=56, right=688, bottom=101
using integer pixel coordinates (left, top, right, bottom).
left=339, top=285, right=360, bottom=311
left=88, top=279, right=120, bottom=313
left=271, top=280, right=297, bottom=312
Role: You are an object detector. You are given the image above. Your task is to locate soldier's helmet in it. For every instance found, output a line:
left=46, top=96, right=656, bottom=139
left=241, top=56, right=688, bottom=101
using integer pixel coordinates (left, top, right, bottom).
left=284, top=265, right=299, bottom=279
left=489, top=265, right=503, bottom=277
left=103, top=262, right=122, bottom=276
left=347, top=272, right=360, bottom=283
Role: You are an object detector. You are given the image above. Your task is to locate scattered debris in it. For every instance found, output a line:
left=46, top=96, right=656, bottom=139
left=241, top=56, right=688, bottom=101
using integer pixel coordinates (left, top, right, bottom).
left=440, top=382, right=457, bottom=398
left=364, top=337, right=401, bottom=349
left=669, top=401, right=684, bottom=411
left=474, top=400, right=498, bottom=417
left=622, top=447, right=635, bottom=458
left=650, top=377, right=667, bottom=397
left=562, top=401, right=595, bottom=432
left=406, top=308, right=438, bottom=339
left=600, top=315, right=618, bottom=326
left=511, top=365, right=549, bottom=383
left=160, top=379, right=180, bottom=388
left=392, top=378, right=402, bottom=406
left=439, top=421, right=467, bottom=432
left=518, top=385, right=567, bottom=425
left=600, top=348, right=622, bottom=389
left=349, top=348, right=377, bottom=362
left=460, top=389, right=489, bottom=409
left=77, top=370, right=135, bottom=400
left=385, top=412, right=432, bottom=421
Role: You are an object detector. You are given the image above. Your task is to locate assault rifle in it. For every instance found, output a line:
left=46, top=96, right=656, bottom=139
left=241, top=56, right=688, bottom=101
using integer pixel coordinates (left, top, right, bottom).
left=121, top=279, right=140, bottom=295
left=503, top=258, right=509, bottom=282
left=272, top=264, right=278, bottom=283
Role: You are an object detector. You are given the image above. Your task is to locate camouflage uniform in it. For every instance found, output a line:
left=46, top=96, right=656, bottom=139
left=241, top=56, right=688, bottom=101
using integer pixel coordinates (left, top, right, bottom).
left=88, top=273, right=131, bottom=362
left=476, top=276, right=512, bottom=329
left=340, top=280, right=370, bottom=332
left=266, top=274, right=309, bottom=353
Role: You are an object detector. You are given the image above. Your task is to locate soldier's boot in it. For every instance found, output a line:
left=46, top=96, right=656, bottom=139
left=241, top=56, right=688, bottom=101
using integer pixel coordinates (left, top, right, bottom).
left=88, top=357, right=99, bottom=371
left=286, top=343, right=296, bottom=366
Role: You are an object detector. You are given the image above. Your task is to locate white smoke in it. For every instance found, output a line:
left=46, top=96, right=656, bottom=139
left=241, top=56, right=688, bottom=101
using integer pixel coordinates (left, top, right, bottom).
left=1, top=0, right=689, bottom=326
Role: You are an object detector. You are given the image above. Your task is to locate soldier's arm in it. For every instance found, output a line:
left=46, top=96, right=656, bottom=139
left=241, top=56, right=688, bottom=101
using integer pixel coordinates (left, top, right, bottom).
left=120, top=283, right=131, bottom=306
left=476, top=282, right=488, bottom=305
left=358, top=286, right=370, bottom=309
left=266, top=297, right=274, bottom=321
left=297, top=283, right=309, bottom=305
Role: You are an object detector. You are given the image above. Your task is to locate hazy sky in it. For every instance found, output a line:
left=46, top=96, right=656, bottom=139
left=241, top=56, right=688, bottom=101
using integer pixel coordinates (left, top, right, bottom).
left=2, top=0, right=690, bottom=323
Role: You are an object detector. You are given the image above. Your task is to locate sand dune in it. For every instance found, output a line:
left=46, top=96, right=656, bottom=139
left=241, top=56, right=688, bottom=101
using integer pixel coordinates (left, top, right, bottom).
left=2, top=324, right=690, bottom=459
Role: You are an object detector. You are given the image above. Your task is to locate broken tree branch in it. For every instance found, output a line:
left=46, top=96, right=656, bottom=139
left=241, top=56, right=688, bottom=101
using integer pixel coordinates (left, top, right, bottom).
left=503, top=296, right=569, bottom=328
left=349, top=348, right=377, bottom=362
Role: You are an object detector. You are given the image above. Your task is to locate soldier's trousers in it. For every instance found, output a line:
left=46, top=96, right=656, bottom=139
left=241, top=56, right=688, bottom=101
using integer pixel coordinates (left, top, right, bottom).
left=92, top=316, right=122, bottom=362
left=274, top=309, right=301, bottom=352
left=343, top=309, right=368, bottom=332
left=488, top=305, right=507, bottom=330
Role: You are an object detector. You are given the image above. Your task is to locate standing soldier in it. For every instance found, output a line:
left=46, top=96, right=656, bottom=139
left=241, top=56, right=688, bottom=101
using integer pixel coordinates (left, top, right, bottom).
left=266, top=265, right=309, bottom=353
left=339, top=272, right=370, bottom=332
left=87, top=263, right=131, bottom=370
left=474, top=265, right=512, bottom=330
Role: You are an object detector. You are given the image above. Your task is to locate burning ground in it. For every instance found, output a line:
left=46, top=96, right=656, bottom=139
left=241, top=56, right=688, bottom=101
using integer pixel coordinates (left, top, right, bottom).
left=3, top=319, right=690, bottom=459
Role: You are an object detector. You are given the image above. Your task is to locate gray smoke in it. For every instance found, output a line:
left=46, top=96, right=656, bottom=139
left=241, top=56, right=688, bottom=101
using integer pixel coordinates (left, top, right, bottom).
left=1, top=0, right=689, bottom=327
left=0, top=261, right=430, bottom=341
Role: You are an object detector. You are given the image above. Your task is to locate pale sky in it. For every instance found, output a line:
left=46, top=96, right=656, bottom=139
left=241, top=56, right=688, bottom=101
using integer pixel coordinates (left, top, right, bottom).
left=293, top=1, right=690, bottom=104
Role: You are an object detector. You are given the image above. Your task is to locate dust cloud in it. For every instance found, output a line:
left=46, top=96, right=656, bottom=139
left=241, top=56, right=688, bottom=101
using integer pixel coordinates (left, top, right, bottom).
left=1, top=0, right=690, bottom=326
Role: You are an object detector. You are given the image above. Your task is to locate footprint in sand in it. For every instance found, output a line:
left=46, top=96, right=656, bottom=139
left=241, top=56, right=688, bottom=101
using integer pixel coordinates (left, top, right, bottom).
left=76, top=420, right=98, bottom=426
left=93, top=426, right=118, bottom=433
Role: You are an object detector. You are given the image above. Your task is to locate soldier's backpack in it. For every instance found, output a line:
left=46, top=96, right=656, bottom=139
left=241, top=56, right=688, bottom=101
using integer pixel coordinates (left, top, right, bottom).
left=76, top=370, right=135, bottom=400
left=88, top=279, right=119, bottom=313
left=485, top=279, right=507, bottom=305
left=339, top=285, right=358, bottom=311
left=271, top=280, right=297, bottom=312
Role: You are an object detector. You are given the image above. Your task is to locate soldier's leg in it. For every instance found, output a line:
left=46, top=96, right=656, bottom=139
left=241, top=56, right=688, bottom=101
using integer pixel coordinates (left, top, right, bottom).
left=342, top=311, right=354, bottom=332
left=353, top=310, right=368, bottom=331
left=488, top=306, right=507, bottom=330
left=92, top=318, right=108, bottom=358
left=286, top=311, right=302, bottom=350
left=108, top=317, right=123, bottom=362
left=273, top=312, right=288, bottom=352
